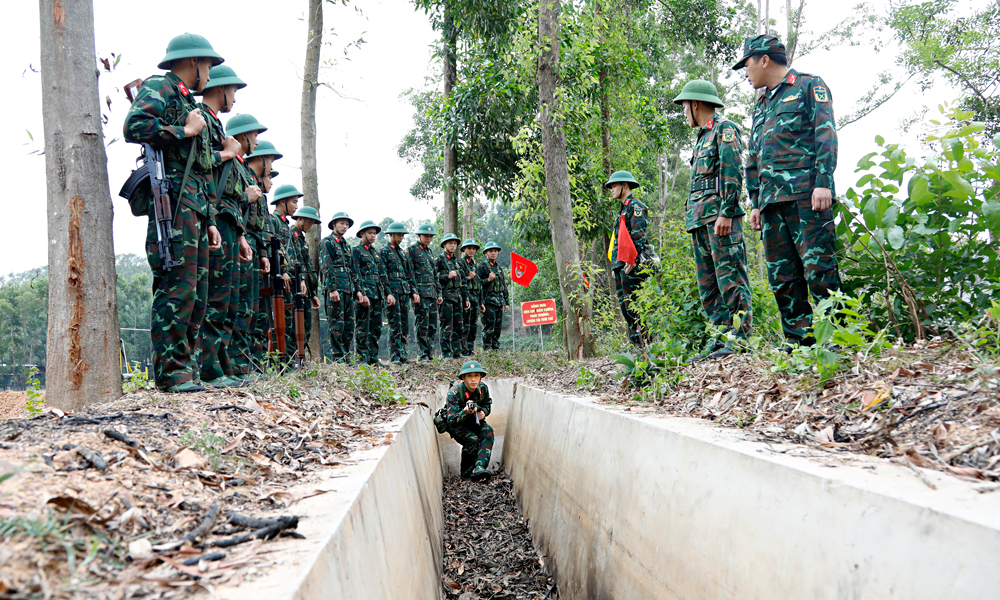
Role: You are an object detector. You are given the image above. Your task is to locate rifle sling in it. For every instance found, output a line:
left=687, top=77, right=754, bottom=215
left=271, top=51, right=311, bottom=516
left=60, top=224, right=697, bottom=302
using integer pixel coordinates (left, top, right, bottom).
left=172, top=138, right=199, bottom=223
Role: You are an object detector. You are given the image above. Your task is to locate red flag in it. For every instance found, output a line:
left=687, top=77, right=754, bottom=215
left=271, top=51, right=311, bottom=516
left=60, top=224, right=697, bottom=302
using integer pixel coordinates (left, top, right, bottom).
left=616, top=214, right=637, bottom=265
left=510, top=252, right=539, bottom=288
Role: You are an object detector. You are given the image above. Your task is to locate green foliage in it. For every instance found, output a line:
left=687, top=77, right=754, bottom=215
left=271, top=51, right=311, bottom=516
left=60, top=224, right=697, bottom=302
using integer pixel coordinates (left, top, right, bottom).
left=24, top=366, right=43, bottom=416
left=349, top=365, right=406, bottom=404
left=180, top=424, right=229, bottom=472
left=122, top=363, right=150, bottom=393
left=572, top=360, right=599, bottom=391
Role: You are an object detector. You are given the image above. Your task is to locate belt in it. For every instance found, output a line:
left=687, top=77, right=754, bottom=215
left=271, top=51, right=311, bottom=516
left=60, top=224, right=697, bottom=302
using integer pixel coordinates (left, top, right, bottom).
left=690, top=176, right=719, bottom=193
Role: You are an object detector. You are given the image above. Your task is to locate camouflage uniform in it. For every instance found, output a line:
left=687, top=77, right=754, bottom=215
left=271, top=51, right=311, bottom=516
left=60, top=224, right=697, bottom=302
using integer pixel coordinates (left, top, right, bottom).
left=744, top=52, right=842, bottom=345
left=269, top=211, right=295, bottom=357
left=460, top=254, right=482, bottom=354
left=443, top=381, right=494, bottom=479
left=686, top=114, right=752, bottom=339
left=287, top=226, right=318, bottom=353
left=231, top=159, right=266, bottom=374
left=436, top=249, right=469, bottom=358
left=353, top=241, right=390, bottom=365
left=124, top=72, right=217, bottom=389
left=610, top=192, right=649, bottom=346
left=477, top=257, right=509, bottom=350
left=320, top=232, right=358, bottom=362
left=380, top=242, right=416, bottom=363
left=407, top=242, right=442, bottom=360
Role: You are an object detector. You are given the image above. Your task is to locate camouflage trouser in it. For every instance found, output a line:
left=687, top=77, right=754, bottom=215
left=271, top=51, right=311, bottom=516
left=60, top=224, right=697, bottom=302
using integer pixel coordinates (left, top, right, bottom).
left=440, top=295, right=463, bottom=358
left=414, top=295, right=439, bottom=359
left=462, top=293, right=480, bottom=353
left=448, top=421, right=494, bottom=479
left=386, top=294, right=411, bottom=362
left=196, top=215, right=239, bottom=381
left=230, top=236, right=259, bottom=375
left=326, top=293, right=355, bottom=362
left=355, top=296, right=384, bottom=365
left=255, top=290, right=271, bottom=365
left=692, top=218, right=752, bottom=339
left=762, top=199, right=842, bottom=345
left=614, top=267, right=648, bottom=346
left=482, top=302, right=503, bottom=350
left=146, top=204, right=210, bottom=389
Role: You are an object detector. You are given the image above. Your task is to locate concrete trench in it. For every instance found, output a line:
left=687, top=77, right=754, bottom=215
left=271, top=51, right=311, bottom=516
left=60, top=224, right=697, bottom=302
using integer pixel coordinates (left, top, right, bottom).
left=215, top=379, right=1000, bottom=600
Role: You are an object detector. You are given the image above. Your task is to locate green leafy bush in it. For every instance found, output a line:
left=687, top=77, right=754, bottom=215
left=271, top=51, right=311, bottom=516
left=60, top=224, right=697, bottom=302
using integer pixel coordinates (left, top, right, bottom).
left=24, top=367, right=43, bottom=416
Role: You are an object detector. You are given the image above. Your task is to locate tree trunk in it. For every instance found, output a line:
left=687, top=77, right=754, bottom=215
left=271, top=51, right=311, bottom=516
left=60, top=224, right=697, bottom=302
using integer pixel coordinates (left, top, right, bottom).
left=301, top=0, right=323, bottom=359
left=40, top=0, right=121, bottom=409
left=539, top=0, right=594, bottom=359
left=442, top=4, right=459, bottom=236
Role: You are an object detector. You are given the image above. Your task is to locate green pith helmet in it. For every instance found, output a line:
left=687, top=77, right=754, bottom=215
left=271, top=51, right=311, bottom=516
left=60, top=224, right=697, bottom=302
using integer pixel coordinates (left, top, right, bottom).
left=157, top=33, right=224, bottom=70
left=439, top=233, right=461, bottom=248
left=415, top=223, right=436, bottom=236
left=604, top=170, right=640, bottom=190
left=672, top=79, right=724, bottom=107
left=384, top=222, right=409, bottom=234
left=458, top=360, right=488, bottom=378
left=269, top=169, right=279, bottom=179
left=355, top=220, right=382, bottom=237
left=327, top=211, right=354, bottom=230
left=247, top=140, right=282, bottom=160
left=483, top=241, right=501, bottom=252
left=226, top=113, right=267, bottom=137
left=201, top=65, right=246, bottom=91
left=273, top=184, right=303, bottom=202
left=460, top=238, right=480, bottom=251
left=292, top=206, right=321, bottom=223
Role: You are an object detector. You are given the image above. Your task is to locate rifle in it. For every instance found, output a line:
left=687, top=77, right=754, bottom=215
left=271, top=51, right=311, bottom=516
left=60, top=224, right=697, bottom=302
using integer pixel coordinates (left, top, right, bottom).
left=293, top=263, right=307, bottom=369
left=143, top=143, right=182, bottom=269
left=467, top=400, right=480, bottom=425
left=268, top=237, right=287, bottom=359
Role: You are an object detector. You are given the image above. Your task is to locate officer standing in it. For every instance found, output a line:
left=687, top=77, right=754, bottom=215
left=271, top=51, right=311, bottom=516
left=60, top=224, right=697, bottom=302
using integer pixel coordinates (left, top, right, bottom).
left=320, top=212, right=360, bottom=363
left=605, top=170, right=649, bottom=347
left=437, top=234, right=470, bottom=359
left=673, top=80, right=753, bottom=360
left=124, top=33, right=224, bottom=393
left=353, top=221, right=395, bottom=365
left=380, top=223, right=419, bottom=364
left=289, top=206, right=323, bottom=356
left=459, top=238, right=483, bottom=356
left=735, top=34, right=842, bottom=348
left=477, top=241, right=510, bottom=351
left=407, top=223, right=443, bottom=361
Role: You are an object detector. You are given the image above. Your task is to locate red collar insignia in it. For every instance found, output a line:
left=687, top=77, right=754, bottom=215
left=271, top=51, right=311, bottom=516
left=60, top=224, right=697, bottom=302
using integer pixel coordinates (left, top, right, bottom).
left=294, top=230, right=300, bottom=238
left=206, top=106, right=217, bottom=118
left=178, top=81, right=190, bottom=96
left=787, top=73, right=797, bottom=85
left=335, top=236, right=341, bottom=242
left=365, top=244, right=370, bottom=250
left=236, top=154, right=244, bottom=163
left=706, top=119, right=714, bottom=130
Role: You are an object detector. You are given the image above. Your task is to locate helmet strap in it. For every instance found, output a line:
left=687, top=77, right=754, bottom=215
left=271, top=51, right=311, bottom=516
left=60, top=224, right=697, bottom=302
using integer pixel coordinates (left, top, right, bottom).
left=194, top=58, right=201, bottom=91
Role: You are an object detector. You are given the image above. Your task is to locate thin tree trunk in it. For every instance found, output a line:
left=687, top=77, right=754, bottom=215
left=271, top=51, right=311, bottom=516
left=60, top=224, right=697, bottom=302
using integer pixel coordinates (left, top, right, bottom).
left=301, top=0, right=323, bottom=358
left=539, top=0, right=594, bottom=359
left=41, top=0, right=121, bottom=408
left=442, top=4, right=459, bottom=236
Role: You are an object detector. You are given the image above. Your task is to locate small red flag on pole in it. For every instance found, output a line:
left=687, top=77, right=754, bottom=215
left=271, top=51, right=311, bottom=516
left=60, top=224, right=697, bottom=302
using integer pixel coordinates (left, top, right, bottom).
left=616, top=214, right=637, bottom=265
left=510, top=252, right=539, bottom=288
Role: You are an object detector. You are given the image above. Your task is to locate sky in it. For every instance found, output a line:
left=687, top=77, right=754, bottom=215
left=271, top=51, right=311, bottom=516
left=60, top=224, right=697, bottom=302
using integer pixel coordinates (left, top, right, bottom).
left=0, top=0, right=971, bottom=276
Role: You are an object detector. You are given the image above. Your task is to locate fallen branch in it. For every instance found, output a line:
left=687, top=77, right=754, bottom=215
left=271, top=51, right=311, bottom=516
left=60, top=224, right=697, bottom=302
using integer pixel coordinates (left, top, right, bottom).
left=181, top=551, right=226, bottom=566
left=103, top=429, right=141, bottom=450
left=182, top=501, right=222, bottom=544
left=63, top=444, right=108, bottom=471
left=206, top=405, right=255, bottom=413
left=214, top=516, right=298, bottom=548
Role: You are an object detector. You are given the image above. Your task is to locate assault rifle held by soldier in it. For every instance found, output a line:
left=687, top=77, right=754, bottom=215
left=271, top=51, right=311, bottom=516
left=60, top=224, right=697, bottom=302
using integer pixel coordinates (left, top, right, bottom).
left=293, top=263, right=307, bottom=369
left=268, top=237, right=287, bottom=359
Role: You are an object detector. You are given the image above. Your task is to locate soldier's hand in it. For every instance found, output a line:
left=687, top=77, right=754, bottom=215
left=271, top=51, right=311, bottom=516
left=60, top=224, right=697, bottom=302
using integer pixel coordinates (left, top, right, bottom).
left=387, top=294, right=396, bottom=307
left=750, top=208, right=762, bottom=232
left=466, top=271, right=475, bottom=280
left=412, top=293, right=420, bottom=304
left=238, top=235, right=253, bottom=262
left=477, top=409, right=485, bottom=421
left=480, top=304, right=486, bottom=314
left=812, top=187, right=833, bottom=212
left=487, top=272, right=496, bottom=282
left=330, top=290, right=341, bottom=303
left=208, top=225, right=222, bottom=250
left=465, top=300, right=471, bottom=310
left=623, top=262, right=635, bottom=275
left=222, top=136, right=241, bottom=160
left=261, top=257, right=270, bottom=274
left=301, top=281, right=308, bottom=295
left=437, top=296, right=444, bottom=305
left=448, top=270, right=457, bottom=279
left=247, top=185, right=262, bottom=202
left=311, top=296, right=321, bottom=310
left=464, top=404, right=476, bottom=415
left=362, top=295, right=371, bottom=307
left=184, top=108, right=207, bottom=137
left=283, top=273, right=291, bottom=291
left=504, top=304, right=510, bottom=313
left=356, top=291, right=364, bottom=303
left=714, top=216, right=732, bottom=237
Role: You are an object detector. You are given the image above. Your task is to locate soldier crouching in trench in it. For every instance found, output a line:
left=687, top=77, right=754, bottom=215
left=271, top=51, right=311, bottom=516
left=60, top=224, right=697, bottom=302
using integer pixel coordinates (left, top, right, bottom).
left=440, top=361, right=494, bottom=481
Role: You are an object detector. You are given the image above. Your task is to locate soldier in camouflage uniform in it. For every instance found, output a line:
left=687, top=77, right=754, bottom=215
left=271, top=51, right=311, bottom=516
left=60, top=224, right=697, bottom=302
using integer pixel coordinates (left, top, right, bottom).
left=353, top=221, right=396, bottom=365
left=320, top=212, right=359, bottom=363
left=605, top=171, right=650, bottom=347
left=225, top=114, right=268, bottom=379
left=436, top=234, right=470, bottom=359
left=269, top=184, right=300, bottom=360
left=407, top=223, right=443, bottom=361
left=477, top=241, right=510, bottom=350
left=443, top=361, right=494, bottom=481
left=380, top=223, right=419, bottom=363
left=245, top=140, right=282, bottom=366
left=736, top=35, right=842, bottom=347
left=194, top=65, right=253, bottom=387
left=459, top=239, right=483, bottom=356
left=674, top=80, right=752, bottom=360
left=289, top=205, right=323, bottom=357
left=123, top=33, right=225, bottom=392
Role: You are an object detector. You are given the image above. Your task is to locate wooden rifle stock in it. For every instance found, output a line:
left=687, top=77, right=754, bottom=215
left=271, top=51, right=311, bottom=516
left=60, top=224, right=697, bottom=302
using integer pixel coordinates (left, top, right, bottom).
left=268, top=237, right=287, bottom=358
left=293, top=264, right=306, bottom=369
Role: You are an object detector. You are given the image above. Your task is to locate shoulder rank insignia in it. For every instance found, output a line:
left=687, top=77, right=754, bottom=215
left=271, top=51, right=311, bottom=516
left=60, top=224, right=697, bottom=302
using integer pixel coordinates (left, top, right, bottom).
left=813, top=85, right=830, bottom=102
left=177, top=81, right=190, bottom=96
left=722, top=128, right=736, bottom=143
left=634, top=207, right=643, bottom=217
left=706, top=119, right=714, bottom=130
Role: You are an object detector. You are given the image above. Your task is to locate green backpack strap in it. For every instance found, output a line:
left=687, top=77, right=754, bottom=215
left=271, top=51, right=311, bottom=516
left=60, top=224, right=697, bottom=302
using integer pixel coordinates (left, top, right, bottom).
left=216, top=158, right=235, bottom=200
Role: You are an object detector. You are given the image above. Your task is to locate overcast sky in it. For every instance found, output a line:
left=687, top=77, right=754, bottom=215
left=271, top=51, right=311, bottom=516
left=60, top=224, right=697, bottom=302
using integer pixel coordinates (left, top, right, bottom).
left=0, top=0, right=970, bottom=276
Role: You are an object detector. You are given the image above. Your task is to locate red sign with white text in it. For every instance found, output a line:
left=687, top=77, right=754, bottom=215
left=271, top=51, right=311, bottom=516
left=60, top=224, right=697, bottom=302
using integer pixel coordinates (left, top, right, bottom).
left=521, top=299, right=557, bottom=327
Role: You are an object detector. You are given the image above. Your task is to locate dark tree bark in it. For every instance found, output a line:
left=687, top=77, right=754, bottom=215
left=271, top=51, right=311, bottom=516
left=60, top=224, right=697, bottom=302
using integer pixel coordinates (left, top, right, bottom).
left=40, top=0, right=121, bottom=408
left=302, top=0, right=323, bottom=357
left=539, top=0, right=594, bottom=359
left=442, top=3, right=459, bottom=236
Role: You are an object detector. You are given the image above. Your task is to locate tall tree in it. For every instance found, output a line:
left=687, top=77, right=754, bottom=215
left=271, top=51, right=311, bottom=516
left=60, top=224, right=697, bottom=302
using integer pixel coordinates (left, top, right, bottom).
left=302, top=0, right=323, bottom=357
left=538, top=0, right=594, bottom=359
left=442, top=4, right=460, bottom=236
left=40, top=0, right=121, bottom=408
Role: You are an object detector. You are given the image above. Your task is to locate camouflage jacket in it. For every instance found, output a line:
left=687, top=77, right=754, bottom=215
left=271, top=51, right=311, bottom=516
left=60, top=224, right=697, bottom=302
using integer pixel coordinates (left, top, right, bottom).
left=379, top=243, right=415, bottom=297
left=243, top=169, right=270, bottom=246
left=288, top=227, right=317, bottom=296
left=353, top=242, right=389, bottom=300
left=478, top=259, right=510, bottom=306
left=124, top=72, right=216, bottom=219
left=436, top=252, right=469, bottom=301
left=610, top=194, right=648, bottom=269
left=407, top=243, right=442, bottom=299
left=267, top=212, right=293, bottom=274
left=199, top=104, right=239, bottom=230
left=460, top=255, right=482, bottom=301
left=320, top=233, right=358, bottom=295
left=686, top=114, right=745, bottom=232
left=746, top=69, right=838, bottom=210
left=444, top=381, right=492, bottom=429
